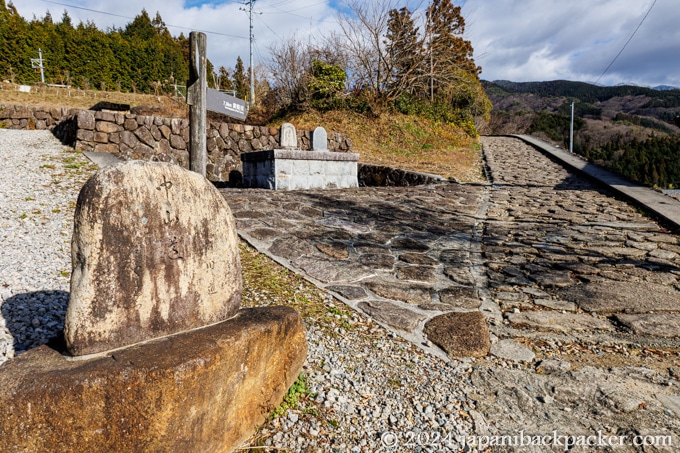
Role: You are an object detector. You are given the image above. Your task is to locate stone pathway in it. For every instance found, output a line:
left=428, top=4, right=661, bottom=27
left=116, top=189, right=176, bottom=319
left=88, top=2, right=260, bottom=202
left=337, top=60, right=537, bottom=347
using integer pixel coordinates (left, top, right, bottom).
left=221, top=183, right=492, bottom=360
left=223, top=135, right=680, bottom=450
left=483, top=136, right=680, bottom=341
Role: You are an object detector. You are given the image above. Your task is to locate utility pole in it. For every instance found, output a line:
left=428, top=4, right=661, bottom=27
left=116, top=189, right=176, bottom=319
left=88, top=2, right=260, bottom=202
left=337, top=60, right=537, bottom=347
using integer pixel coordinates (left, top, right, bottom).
left=31, top=49, right=45, bottom=84
left=240, top=0, right=260, bottom=106
left=569, top=102, right=574, bottom=153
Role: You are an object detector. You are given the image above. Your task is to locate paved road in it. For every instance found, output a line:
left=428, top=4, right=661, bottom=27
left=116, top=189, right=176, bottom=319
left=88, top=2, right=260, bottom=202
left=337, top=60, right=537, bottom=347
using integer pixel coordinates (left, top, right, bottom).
left=222, top=136, right=680, bottom=355
left=222, top=135, right=680, bottom=447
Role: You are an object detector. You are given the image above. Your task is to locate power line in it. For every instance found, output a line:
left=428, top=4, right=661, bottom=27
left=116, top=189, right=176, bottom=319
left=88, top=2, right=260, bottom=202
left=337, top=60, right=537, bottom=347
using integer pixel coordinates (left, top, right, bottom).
left=595, top=0, right=657, bottom=84
left=38, top=0, right=248, bottom=39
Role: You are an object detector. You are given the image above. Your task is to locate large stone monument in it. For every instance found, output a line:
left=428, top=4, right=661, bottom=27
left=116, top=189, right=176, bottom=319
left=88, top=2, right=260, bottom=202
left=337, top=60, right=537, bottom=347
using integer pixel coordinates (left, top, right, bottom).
left=66, top=161, right=242, bottom=355
left=0, top=161, right=307, bottom=452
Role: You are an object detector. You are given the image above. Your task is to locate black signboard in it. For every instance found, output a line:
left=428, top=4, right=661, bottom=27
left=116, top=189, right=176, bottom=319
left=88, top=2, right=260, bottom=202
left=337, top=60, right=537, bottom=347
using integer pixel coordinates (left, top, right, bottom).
left=206, top=88, right=248, bottom=120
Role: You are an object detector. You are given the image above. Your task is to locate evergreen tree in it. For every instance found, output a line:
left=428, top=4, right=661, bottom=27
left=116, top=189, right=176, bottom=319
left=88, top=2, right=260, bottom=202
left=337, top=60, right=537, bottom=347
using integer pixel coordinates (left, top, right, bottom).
left=233, top=56, right=247, bottom=100
left=425, top=0, right=478, bottom=98
left=217, top=66, right=232, bottom=91
left=384, top=7, right=423, bottom=99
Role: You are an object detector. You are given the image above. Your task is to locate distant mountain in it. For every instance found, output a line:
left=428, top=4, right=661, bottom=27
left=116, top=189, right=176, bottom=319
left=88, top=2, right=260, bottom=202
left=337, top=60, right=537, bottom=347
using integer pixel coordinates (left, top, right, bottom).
left=654, top=85, right=680, bottom=91
left=488, top=80, right=680, bottom=103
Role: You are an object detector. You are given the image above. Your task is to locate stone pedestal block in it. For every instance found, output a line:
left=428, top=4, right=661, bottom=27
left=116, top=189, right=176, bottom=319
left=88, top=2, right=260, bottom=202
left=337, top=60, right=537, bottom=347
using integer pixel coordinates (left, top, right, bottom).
left=241, top=149, right=359, bottom=190
left=0, top=306, right=307, bottom=453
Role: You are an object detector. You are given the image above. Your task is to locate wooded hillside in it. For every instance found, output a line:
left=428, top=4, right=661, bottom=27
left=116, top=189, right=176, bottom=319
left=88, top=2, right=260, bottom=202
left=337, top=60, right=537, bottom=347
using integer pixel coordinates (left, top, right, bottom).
left=484, top=80, right=680, bottom=189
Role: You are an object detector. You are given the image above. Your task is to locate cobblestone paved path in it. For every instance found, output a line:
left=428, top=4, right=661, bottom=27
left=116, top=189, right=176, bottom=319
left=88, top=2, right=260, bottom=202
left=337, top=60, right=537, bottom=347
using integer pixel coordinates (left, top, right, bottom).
left=483, top=136, right=680, bottom=341
left=471, top=137, right=680, bottom=451
left=221, top=182, right=491, bottom=360
left=223, top=135, right=680, bottom=450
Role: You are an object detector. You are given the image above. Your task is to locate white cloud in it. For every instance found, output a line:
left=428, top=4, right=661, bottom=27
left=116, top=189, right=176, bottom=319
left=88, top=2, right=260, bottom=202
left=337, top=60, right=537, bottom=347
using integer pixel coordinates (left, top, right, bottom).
left=462, top=0, right=679, bottom=86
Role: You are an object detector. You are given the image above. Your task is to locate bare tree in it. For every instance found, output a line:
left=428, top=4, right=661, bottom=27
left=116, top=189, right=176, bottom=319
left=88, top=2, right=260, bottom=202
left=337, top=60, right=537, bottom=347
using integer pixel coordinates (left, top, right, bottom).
left=266, top=35, right=313, bottom=107
left=333, top=0, right=397, bottom=100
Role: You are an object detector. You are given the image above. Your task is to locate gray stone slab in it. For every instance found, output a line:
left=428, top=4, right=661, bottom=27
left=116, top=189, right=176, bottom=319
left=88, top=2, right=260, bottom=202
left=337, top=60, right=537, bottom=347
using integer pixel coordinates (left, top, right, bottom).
left=241, top=149, right=359, bottom=162
left=557, top=282, right=680, bottom=314
left=280, top=122, right=297, bottom=149
left=438, top=286, right=480, bottom=309
left=66, top=161, right=241, bottom=356
left=81, top=151, right=125, bottom=168
left=293, top=256, right=371, bottom=284
left=268, top=236, right=315, bottom=262
left=506, top=311, right=614, bottom=333
left=490, top=340, right=535, bottom=363
left=311, top=126, right=328, bottom=151
left=364, top=280, right=432, bottom=305
left=615, top=313, right=680, bottom=338
left=534, top=298, right=577, bottom=312
left=655, top=394, right=680, bottom=417
left=358, top=300, right=426, bottom=332
left=326, top=285, right=368, bottom=300
left=396, top=266, right=436, bottom=282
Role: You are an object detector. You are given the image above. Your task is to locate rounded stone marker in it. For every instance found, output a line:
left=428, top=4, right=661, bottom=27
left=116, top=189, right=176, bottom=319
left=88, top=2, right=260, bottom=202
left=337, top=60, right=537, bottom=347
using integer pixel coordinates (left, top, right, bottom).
left=65, top=161, right=242, bottom=356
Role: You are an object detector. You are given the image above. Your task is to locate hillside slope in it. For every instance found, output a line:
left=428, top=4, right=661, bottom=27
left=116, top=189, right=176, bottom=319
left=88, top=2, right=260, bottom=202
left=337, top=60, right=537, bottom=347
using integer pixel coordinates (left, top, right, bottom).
left=483, top=80, right=680, bottom=188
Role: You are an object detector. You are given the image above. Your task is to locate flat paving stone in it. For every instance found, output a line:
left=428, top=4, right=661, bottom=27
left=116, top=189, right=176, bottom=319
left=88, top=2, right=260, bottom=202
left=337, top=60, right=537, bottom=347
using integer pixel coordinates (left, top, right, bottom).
left=557, top=282, right=680, bottom=314
left=438, top=286, right=480, bottom=308
left=293, top=256, right=371, bottom=284
left=389, top=237, right=430, bottom=251
left=316, top=242, right=349, bottom=260
left=357, top=300, right=426, bottom=332
left=424, top=311, right=491, bottom=358
left=534, top=298, right=578, bottom=312
left=326, top=285, right=368, bottom=300
left=396, top=266, right=437, bottom=282
left=247, top=228, right=280, bottom=242
left=506, top=311, right=614, bottom=333
left=398, top=253, right=438, bottom=265
left=490, top=339, right=535, bottom=362
left=364, top=280, right=432, bottom=305
left=268, top=236, right=315, bottom=262
left=444, top=266, right=476, bottom=285
left=358, top=253, right=395, bottom=269
left=615, top=313, right=680, bottom=338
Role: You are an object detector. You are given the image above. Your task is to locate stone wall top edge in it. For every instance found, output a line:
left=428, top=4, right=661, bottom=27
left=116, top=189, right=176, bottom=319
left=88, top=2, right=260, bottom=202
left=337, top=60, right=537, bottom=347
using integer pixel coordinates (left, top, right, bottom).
left=241, top=149, right=359, bottom=162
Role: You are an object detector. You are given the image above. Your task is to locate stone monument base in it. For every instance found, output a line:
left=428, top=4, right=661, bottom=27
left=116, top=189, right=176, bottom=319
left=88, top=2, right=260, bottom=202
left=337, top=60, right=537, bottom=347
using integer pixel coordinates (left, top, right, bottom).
left=0, top=306, right=307, bottom=453
left=241, top=149, right=359, bottom=190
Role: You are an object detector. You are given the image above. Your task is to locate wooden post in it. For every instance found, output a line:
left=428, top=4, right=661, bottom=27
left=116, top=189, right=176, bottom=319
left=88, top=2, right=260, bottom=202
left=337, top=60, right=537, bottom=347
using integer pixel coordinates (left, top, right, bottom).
left=188, top=32, right=207, bottom=176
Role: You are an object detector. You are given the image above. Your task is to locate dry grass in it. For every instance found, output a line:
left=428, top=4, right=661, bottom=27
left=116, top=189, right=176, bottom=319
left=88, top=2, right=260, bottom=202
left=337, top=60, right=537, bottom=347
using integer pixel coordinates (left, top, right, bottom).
left=275, top=109, right=485, bottom=183
left=0, top=84, right=484, bottom=182
left=0, top=83, right=187, bottom=116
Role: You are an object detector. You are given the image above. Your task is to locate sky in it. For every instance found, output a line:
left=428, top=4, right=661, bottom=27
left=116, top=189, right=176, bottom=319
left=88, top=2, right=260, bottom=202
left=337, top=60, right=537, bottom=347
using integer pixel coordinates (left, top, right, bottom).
left=12, top=0, right=680, bottom=88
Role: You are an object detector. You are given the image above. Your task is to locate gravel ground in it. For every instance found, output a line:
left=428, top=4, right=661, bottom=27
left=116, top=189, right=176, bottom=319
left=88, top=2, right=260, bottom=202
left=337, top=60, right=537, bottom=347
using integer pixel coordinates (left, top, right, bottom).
left=0, top=129, right=96, bottom=361
left=0, top=130, right=484, bottom=452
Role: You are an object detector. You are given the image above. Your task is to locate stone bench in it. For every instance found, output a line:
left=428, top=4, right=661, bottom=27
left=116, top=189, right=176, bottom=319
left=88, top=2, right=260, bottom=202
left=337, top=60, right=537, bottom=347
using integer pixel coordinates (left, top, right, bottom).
left=241, top=149, right=360, bottom=190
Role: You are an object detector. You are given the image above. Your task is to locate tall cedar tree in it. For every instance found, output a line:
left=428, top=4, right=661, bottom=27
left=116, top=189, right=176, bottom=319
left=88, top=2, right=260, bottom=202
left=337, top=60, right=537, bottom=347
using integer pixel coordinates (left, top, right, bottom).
left=218, top=66, right=232, bottom=91
left=384, top=7, right=423, bottom=99
left=233, top=56, right=248, bottom=100
left=425, top=0, right=478, bottom=96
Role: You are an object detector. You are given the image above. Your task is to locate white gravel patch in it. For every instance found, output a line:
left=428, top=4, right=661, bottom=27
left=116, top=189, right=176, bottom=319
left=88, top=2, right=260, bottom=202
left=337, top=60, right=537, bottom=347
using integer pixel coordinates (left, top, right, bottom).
left=0, top=129, right=96, bottom=362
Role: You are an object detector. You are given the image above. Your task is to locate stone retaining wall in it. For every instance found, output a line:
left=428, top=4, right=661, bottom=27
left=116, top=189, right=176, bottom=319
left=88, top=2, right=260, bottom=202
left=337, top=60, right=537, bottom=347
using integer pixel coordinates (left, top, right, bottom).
left=0, top=104, right=352, bottom=183
left=0, top=104, right=75, bottom=130
left=358, top=163, right=448, bottom=186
